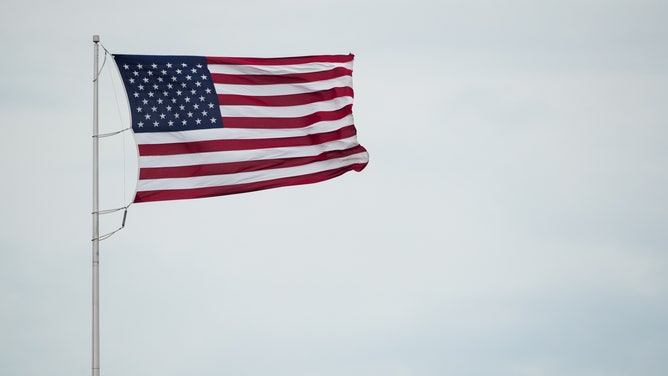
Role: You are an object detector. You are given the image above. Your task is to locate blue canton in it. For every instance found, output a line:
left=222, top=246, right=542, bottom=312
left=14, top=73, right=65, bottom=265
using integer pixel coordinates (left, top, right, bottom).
left=114, top=55, right=223, bottom=133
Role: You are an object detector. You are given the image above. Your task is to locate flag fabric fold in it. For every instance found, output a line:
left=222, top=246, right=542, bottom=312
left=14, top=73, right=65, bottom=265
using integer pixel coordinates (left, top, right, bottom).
left=113, top=54, right=368, bottom=203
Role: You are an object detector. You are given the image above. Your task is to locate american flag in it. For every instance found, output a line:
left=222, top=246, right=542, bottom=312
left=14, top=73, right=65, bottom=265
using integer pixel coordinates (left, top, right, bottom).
left=113, top=54, right=368, bottom=203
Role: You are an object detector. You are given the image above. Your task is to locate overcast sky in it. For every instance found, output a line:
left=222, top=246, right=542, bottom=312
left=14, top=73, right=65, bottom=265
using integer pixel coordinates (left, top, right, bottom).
left=2, top=0, right=668, bottom=375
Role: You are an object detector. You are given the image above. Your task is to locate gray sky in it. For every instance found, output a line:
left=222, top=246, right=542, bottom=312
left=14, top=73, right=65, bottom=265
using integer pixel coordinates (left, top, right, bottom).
left=2, top=0, right=668, bottom=375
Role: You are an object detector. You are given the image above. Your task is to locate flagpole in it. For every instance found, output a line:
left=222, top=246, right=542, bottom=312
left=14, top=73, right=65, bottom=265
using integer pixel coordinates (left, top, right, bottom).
left=92, top=34, right=100, bottom=376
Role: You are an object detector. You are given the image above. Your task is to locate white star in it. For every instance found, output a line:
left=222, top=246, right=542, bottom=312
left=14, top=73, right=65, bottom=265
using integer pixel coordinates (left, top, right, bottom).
left=151, top=106, right=157, bottom=112
left=151, top=63, right=158, bottom=69
left=181, top=82, right=187, bottom=88
left=153, top=121, right=159, bottom=127
left=190, top=89, right=196, bottom=95
left=179, top=105, right=185, bottom=111
left=137, top=121, right=144, bottom=127
left=161, top=70, right=167, bottom=75
left=132, top=71, right=139, bottom=76
left=185, top=75, right=192, bottom=80
left=201, top=110, right=208, bottom=116
left=123, top=64, right=129, bottom=70
left=181, top=63, right=188, bottom=67
left=137, top=64, right=143, bottom=69
left=195, top=81, right=202, bottom=87
left=176, top=90, right=182, bottom=96
left=163, top=91, right=169, bottom=96
left=191, top=68, right=197, bottom=73
left=196, top=64, right=203, bottom=68
left=166, top=63, right=172, bottom=68
left=142, top=99, right=149, bottom=105
left=167, top=84, right=173, bottom=89
left=168, top=120, right=174, bottom=126
left=157, top=98, right=163, bottom=104
left=153, top=84, right=159, bottom=90
left=166, top=105, right=172, bottom=111
left=143, top=77, right=149, bottom=83
left=160, top=113, right=166, bottom=119
left=187, top=112, right=193, bottom=118
left=148, top=92, right=154, bottom=98
left=133, top=92, right=139, bottom=98
left=176, top=69, right=182, bottom=74
left=201, top=74, right=207, bottom=80
left=182, top=120, right=187, bottom=125
left=199, top=96, right=205, bottom=101
left=184, top=97, right=191, bottom=103
left=138, top=85, right=144, bottom=90
left=145, top=114, right=151, bottom=119
left=195, top=118, right=202, bottom=125
left=208, top=103, right=214, bottom=108
left=205, top=88, right=212, bottom=94
left=136, top=107, right=142, bottom=112
left=157, top=77, right=163, bottom=82
left=210, top=117, right=216, bottom=123
left=147, top=71, right=153, bottom=76
left=129, top=78, right=135, bottom=84
left=174, top=113, right=180, bottom=119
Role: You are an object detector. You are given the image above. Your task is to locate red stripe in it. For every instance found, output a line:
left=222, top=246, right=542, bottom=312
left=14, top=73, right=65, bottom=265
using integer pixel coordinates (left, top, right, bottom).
left=223, top=104, right=353, bottom=129
left=138, top=125, right=358, bottom=156
left=206, top=54, right=354, bottom=66
left=134, top=162, right=367, bottom=203
left=211, top=67, right=351, bottom=85
left=139, top=145, right=367, bottom=179
left=218, top=87, right=354, bottom=107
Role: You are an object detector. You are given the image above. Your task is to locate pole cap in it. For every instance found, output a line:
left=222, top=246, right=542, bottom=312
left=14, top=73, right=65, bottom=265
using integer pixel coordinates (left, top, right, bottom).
left=93, top=35, right=100, bottom=42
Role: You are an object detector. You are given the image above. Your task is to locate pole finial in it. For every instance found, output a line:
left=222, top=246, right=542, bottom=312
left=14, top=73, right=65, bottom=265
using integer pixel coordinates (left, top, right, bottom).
left=93, top=35, right=100, bottom=43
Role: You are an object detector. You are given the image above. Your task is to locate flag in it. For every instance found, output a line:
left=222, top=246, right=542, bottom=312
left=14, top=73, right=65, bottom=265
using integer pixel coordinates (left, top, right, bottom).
left=113, top=54, right=369, bottom=203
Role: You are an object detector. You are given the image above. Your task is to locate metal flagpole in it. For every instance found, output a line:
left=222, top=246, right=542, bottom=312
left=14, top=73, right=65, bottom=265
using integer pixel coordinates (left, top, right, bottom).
left=92, top=34, right=100, bottom=376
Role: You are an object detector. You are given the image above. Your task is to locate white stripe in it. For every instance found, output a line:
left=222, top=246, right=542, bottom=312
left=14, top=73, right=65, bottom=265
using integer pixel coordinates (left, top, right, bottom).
left=139, top=136, right=362, bottom=168
left=137, top=152, right=369, bottom=191
left=214, top=76, right=352, bottom=96
left=220, top=96, right=353, bottom=118
left=207, top=61, right=353, bottom=75
left=134, top=114, right=355, bottom=144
